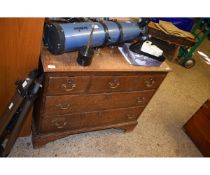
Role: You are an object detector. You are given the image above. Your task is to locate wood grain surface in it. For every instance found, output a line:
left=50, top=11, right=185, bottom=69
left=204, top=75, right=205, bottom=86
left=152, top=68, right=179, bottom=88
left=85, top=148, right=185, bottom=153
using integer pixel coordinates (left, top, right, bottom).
left=41, top=47, right=171, bottom=73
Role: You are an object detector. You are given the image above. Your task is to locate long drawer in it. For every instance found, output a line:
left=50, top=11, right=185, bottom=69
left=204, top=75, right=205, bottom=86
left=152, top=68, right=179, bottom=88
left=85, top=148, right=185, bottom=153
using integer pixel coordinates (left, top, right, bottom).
left=43, top=90, right=154, bottom=115
left=88, top=73, right=165, bottom=93
left=40, top=107, right=144, bottom=133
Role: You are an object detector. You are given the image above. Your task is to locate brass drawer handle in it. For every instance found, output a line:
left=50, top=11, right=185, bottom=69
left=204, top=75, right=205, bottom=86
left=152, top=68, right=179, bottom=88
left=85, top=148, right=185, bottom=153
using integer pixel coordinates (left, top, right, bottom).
left=61, top=80, right=76, bottom=92
left=54, top=121, right=67, bottom=129
left=145, top=77, right=155, bottom=88
left=56, top=103, right=71, bottom=110
left=109, top=79, right=120, bottom=89
left=137, top=96, right=145, bottom=103
left=127, top=114, right=136, bottom=120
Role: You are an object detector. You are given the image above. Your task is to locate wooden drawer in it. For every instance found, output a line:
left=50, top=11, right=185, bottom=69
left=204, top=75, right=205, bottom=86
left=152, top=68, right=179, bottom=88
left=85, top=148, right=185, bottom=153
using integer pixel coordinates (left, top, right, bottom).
left=88, top=73, right=165, bottom=93
left=184, top=100, right=210, bottom=156
left=40, top=107, right=144, bottom=133
left=46, top=76, right=90, bottom=95
left=43, top=91, right=154, bottom=115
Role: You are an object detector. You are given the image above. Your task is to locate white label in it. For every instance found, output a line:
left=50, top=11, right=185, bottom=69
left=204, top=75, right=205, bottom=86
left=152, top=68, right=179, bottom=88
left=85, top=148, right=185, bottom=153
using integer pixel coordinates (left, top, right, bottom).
left=94, top=25, right=99, bottom=29
left=9, top=102, right=14, bottom=110
left=22, top=80, right=27, bottom=88
left=48, top=64, right=56, bottom=69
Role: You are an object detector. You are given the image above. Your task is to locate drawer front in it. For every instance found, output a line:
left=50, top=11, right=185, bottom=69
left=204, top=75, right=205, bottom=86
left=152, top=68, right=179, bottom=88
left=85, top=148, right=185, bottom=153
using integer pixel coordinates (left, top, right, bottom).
left=43, top=91, right=154, bottom=115
left=40, top=107, right=144, bottom=133
left=88, top=73, right=165, bottom=93
left=46, top=76, right=90, bottom=95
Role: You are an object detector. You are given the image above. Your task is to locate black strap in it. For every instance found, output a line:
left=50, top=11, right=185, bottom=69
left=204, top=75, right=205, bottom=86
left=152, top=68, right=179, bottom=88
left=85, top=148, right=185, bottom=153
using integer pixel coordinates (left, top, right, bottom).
left=99, top=21, right=111, bottom=46
left=99, top=20, right=124, bottom=45
left=115, top=21, right=124, bottom=43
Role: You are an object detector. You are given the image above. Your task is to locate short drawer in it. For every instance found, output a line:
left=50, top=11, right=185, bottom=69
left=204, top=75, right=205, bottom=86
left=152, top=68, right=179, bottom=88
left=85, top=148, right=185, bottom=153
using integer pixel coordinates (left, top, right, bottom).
left=43, top=91, right=154, bottom=115
left=40, top=107, right=144, bottom=133
left=88, top=73, right=165, bottom=93
left=46, top=76, right=90, bottom=95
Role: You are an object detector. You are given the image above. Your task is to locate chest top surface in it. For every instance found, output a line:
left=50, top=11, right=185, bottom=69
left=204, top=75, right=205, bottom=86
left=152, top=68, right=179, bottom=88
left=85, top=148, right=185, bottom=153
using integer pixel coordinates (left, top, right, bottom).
left=41, top=47, right=171, bottom=73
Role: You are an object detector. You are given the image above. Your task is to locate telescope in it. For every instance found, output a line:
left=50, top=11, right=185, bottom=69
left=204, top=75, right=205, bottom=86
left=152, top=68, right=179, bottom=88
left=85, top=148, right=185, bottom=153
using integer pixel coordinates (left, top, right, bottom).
left=44, top=19, right=149, bottom=54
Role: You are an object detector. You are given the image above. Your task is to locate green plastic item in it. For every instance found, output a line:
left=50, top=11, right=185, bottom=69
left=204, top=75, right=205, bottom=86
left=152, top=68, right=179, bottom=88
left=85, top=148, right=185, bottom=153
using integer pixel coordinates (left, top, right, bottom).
left=178, top=18, right=210, bottom=68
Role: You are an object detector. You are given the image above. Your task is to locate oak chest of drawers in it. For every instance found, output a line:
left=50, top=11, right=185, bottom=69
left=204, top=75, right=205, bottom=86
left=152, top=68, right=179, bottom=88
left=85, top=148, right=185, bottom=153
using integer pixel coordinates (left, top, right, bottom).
left=32, top=48, right=171, bottom=147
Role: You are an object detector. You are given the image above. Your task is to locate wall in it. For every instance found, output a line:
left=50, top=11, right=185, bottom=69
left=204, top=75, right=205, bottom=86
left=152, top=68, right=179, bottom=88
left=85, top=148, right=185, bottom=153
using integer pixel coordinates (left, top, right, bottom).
left=0, top=18, right=44, bottom=136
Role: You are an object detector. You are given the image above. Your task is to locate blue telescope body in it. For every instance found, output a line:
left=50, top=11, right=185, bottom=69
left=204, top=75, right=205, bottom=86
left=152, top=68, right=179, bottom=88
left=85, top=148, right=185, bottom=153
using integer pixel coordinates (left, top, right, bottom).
left=44, top=20, right=146, bottom=54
